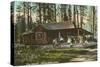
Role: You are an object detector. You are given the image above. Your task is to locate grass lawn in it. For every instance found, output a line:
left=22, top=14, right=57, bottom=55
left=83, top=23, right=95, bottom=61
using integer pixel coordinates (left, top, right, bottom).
left=14, top=45, right=97, bottom=65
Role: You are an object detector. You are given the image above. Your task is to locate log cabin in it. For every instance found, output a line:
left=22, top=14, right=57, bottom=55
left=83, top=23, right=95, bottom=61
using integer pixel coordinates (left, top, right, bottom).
left=21, top=22, right=92, bottom=45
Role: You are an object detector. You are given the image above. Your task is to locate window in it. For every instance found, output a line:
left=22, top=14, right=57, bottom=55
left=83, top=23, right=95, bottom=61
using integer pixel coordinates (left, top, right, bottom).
left=36, top=32, right=43, bottom=39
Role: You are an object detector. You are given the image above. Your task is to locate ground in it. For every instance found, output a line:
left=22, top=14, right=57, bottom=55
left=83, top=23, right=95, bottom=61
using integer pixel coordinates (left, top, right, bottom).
left=14, top=43, right=97, bottom=65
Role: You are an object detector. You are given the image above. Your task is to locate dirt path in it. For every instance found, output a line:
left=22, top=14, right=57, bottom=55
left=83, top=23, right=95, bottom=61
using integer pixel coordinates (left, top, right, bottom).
left=70, top=49, right=97, bottom=62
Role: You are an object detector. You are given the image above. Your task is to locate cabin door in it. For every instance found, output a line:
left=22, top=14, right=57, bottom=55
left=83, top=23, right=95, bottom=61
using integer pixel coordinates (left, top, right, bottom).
left=35, top=32, right=47, bottom=44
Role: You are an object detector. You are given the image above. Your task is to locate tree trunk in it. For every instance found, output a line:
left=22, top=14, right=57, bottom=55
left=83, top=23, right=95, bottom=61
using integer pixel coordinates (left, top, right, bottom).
left=73, top=5, right=76, bottom=28
left=76, top=6, right=80, bottom=43
left=92, top=6, right=95, bottom=38
left=23, top=2, right=26, bottom=31
left=39, top=3, right=42, bottom=24
left=68, top=5, right=72, bottom=23
left=54, top=4, right=56, bottom=22
left=80, top=6, right=84, bottom=28
left=76, top=7, right=79, bottom=28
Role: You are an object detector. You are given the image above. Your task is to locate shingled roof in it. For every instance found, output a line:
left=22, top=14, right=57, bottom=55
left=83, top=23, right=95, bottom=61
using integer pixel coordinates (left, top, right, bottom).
left=22, top=30, right=34, bottom=35
left=42, top=22, right=74, bottom=30
left=22, top=22, right=92, bottom=35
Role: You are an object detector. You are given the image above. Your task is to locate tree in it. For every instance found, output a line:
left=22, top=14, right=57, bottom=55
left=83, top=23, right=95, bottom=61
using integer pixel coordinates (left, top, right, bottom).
left=80, top=6, right=84, bottom=28
left=60, top=4, right=69, bottom=22
left=92, top=6, right=97, bottom=38
left=72, top=5, right=77, bottom=28
left=37, top=3, right=57, bottom=24
left=68, top=5, right=72, bottom=23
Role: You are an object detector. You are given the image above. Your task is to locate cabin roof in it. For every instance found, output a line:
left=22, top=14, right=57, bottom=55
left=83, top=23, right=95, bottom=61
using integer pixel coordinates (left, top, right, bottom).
left=22, top=30, right=34, bottom=35
left=22, top=22, right=92, bottom=35
left=41, top=22, right=74, bottom=30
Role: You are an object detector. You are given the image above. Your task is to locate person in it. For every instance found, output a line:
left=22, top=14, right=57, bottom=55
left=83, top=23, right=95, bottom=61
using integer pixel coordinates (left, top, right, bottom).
left=53, top=38, right=58, bottom=47
left=60, top=37, right=64, bottom=42
left=67, top=37, right=72, bottom=44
